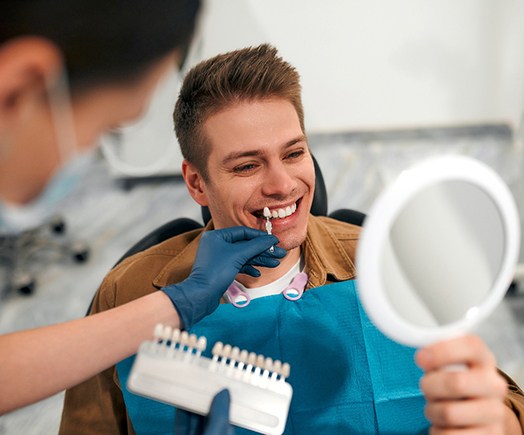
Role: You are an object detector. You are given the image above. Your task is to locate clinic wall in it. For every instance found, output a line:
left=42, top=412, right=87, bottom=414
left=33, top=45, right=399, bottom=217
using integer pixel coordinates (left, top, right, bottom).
left=194, top=0, right=524, bottom=134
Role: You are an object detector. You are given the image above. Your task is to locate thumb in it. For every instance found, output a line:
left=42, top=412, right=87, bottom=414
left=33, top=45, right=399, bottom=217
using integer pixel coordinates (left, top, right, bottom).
left=204, top=389, right=233, bottom=435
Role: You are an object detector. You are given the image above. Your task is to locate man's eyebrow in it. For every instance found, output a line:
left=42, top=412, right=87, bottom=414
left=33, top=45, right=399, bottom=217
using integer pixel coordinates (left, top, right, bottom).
left=222, top=149, right=262, bottom=165
left=221, top=135, right=307, bottom=165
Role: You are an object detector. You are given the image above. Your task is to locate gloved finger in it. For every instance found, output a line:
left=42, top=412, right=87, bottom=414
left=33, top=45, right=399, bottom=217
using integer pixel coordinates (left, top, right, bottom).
left=204, top=389, right=233, bottom=435
left=239, top=264, right=261, bottom=277
left=174, top=408, right=205, bottom=435
left=273, top=246, right=287, bottom=258
left=210, top=226, right=271, bottom=243
left=248, top=256, right=281, bottom=268
left=253, top=245, right=287, bottom=259
left=233, top=235, right=281, bottom=261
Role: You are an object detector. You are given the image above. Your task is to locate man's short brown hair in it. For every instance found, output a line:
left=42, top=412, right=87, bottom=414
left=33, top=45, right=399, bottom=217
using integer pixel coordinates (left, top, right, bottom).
left=173, top=43, right=305, bottom=180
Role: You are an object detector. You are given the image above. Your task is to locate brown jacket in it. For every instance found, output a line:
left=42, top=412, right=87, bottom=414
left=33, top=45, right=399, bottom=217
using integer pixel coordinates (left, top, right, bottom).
left=59, top=215, right=524, bottom=434
left=59, top=215, right=359, bottom=434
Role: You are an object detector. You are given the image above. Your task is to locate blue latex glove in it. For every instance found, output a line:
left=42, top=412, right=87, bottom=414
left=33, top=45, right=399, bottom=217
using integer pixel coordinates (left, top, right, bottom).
left=174, top=389, right=233, bottom=435
left=162, top=226, right=286, bottom=329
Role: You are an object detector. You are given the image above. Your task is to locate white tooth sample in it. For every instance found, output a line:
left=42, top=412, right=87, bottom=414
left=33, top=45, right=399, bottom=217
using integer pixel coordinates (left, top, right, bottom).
left=263, top=207, right=271, bottom=218
left=271, top=210, right=279, bottom=218
left=278, top=208, right=286, bottom=218
left=285, top=206, right=292, bottom=216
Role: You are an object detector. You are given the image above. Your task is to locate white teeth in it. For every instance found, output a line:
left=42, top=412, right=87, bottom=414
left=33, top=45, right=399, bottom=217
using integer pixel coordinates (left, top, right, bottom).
left=264, top=202, right=298, bottom=220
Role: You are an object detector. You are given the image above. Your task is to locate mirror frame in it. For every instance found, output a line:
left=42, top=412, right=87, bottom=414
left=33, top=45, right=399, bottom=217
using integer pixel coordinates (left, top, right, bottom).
left=357, top=155, right=520, bottom=347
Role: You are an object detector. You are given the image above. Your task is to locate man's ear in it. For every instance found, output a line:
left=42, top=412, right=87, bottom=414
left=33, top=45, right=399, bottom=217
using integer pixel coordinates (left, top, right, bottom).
left=182, top=159, right=209, bottom=206
left=0, top=37, right=62, bottom=134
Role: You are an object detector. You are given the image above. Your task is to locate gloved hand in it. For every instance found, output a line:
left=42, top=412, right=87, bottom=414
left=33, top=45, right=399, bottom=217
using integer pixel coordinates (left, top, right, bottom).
left=162, top=226, right=286, bottom=329
left=174, top=389, right=233, bottom=435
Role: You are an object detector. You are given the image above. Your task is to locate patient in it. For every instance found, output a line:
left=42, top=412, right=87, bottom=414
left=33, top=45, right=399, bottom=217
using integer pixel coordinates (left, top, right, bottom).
left=60, top=44, right=524, bottom=434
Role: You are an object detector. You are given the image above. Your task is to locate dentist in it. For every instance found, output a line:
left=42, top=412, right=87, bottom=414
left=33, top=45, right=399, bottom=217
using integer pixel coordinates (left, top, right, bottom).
left=0, top=0, right=283, bottom=416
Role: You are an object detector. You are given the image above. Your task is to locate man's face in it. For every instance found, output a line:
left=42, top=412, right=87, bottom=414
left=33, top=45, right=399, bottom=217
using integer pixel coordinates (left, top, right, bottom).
left=188, top=98, right=315, bottom=251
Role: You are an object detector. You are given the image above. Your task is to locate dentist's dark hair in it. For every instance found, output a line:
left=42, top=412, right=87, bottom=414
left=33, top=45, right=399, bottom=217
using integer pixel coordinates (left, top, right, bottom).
left=0, top=0, right=200, bottom=91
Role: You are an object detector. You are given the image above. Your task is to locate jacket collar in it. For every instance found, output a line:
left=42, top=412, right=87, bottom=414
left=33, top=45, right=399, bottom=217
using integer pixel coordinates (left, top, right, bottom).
left=153, top=220, right=215, bottom=288
left=303, top=215, right=357, bottom=288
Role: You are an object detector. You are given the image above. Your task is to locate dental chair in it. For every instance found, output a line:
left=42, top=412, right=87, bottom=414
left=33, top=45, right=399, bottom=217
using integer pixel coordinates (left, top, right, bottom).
left=86, top=155, right=365, bottom=313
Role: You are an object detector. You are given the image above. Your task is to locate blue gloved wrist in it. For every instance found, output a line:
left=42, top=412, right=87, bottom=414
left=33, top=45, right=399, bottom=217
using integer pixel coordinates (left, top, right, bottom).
left=161, top=278, right=214, bottom=330
left=161, top=226, right=286, bottom=330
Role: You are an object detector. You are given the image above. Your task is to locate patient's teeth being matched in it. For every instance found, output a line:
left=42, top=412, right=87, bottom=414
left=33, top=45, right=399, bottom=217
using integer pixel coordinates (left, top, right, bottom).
left=264, top=202, right=298, bottom=220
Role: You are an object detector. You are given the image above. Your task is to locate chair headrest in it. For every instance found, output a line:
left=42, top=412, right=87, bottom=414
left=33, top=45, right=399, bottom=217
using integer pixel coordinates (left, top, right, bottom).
left=201, top=153, right=328, bottom=224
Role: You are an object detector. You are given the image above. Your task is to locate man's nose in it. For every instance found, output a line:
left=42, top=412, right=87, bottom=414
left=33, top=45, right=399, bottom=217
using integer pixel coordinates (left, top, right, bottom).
left=261, top=162, right=297, bottom=197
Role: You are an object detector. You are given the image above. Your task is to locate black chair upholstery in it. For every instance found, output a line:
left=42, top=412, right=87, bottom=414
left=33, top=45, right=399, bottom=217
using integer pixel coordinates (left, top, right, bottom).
left=328, top=208, right=366, bottom=227
left=86, top=217, right=203, bottom=314
left=113, top=218, right=203, bottom=268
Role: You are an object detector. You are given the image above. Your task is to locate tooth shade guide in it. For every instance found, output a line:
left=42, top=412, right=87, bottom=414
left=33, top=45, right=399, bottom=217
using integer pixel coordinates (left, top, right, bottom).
left=133, top=327, right=294, bottom=435
left=264, top=214, right=275, bottom=253
left=153, top=323, right=164, bottom=341
left=171, top=329, right=180, bottom=346
left=265, top=218, right=272, bottom=235
left=281, top=362, right=291, bottom=380
left=271, top=360, right=282, bottom=381
left=196, top=336, right=207, bottom=355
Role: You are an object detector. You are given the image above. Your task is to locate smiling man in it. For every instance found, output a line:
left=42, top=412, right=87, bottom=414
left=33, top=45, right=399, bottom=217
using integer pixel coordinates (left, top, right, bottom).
left=60, top=45, right=524, bottom=434
left=182, top=101, right=315, bottom=291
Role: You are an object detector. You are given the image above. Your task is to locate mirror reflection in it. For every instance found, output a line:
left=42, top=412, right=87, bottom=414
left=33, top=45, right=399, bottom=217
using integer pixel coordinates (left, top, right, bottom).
left=382, top=180, right=504, bottom=328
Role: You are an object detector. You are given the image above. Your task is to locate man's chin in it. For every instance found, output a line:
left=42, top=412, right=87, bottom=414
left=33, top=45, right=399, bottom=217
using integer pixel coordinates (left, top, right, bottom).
left=275, top=234, right=306, bottom=253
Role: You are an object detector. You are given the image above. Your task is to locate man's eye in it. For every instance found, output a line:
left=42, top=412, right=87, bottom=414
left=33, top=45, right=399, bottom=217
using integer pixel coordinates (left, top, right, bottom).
left=286, top=149, right=305, bottom=160
left=233, top=163, right=257, bottom=173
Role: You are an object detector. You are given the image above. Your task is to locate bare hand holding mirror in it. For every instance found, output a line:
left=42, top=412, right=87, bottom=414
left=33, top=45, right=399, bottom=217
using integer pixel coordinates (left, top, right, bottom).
left=356, top=155, right=523, bottom=431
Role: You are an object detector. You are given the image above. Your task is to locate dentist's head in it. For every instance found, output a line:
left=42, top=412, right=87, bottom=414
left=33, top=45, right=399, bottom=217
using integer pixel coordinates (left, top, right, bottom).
left=0, top=0, right=200, bottom=205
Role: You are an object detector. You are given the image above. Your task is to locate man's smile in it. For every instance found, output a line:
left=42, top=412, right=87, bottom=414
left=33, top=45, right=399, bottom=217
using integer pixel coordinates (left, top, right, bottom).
left=253, top=199, right=300, bottom=220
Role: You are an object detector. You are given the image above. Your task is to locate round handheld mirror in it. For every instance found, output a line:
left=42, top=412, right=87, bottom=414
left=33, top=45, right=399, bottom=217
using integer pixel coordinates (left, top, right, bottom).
left=356, top=155, right=520, bottom=347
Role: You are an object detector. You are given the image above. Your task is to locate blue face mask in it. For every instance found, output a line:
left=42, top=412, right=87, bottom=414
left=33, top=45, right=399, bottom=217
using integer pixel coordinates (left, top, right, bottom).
left=0, top=150, right=95, bottom=234
left=0, top=71, right=91, bottom=234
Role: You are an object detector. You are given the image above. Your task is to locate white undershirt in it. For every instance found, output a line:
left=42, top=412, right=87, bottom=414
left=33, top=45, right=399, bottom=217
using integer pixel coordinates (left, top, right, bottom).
left=224, top=257, right=304, bottom=302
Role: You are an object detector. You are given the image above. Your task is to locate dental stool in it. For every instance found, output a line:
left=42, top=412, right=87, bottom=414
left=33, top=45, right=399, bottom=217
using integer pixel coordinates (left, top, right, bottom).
left=0, top=215, right=89, bottom=297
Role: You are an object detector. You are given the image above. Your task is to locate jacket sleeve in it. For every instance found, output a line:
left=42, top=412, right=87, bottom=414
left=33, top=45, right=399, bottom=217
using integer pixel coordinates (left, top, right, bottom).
left=500, top=369, right=524, bottom=430
left=58, top=275, right=131, bottom=435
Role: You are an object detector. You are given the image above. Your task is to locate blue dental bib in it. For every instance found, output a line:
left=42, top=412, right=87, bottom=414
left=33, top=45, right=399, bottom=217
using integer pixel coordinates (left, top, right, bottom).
left=117, top=281, right=429, bottom=434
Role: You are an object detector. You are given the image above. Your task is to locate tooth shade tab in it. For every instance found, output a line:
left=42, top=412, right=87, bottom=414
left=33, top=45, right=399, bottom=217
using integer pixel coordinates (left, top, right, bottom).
left=263, top=207, right=271, bottom=218
left=265, top=219, right=272, bottom=235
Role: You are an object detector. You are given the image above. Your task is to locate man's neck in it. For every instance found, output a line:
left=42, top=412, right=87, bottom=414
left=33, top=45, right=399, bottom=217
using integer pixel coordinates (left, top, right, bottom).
left=236, top=246, right=301, bottom=288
